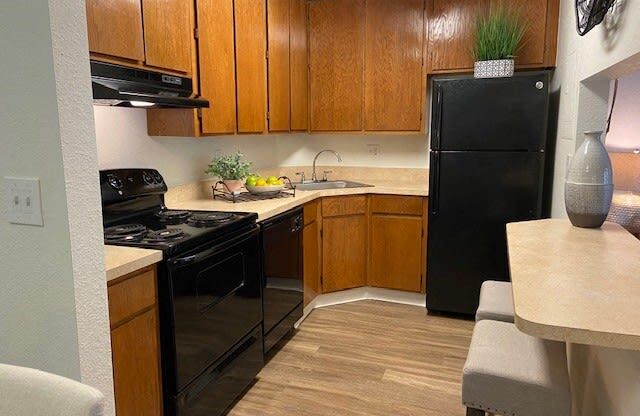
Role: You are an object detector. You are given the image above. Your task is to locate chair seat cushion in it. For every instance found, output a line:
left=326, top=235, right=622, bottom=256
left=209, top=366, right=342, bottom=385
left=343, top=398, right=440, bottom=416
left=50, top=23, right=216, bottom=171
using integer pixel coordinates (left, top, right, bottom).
left=462, top=320, right=571, bottom=416
left=476, top=280, right=514, bottom=323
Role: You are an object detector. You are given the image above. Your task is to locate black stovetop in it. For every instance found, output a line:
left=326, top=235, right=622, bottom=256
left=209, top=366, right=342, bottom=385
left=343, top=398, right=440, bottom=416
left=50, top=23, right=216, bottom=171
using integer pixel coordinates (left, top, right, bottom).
left=103, top=208, right=258, bottom=257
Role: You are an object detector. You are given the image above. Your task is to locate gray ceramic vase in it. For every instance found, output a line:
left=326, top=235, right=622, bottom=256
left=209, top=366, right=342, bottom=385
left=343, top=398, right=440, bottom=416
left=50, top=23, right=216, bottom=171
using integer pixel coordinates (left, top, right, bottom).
left=565, top=131, right=614, bottom=228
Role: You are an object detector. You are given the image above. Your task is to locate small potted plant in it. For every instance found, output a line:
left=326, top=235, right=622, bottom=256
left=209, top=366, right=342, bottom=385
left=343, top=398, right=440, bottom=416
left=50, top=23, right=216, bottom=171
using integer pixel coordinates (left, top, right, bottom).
left=205, top=151, right=252, bottom=193
left=473, top=4, right=526, bottom=79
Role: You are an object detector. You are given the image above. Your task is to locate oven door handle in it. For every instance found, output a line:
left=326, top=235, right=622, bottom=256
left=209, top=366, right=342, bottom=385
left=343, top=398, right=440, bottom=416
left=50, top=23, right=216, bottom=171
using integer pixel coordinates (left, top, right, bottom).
left=168, top=226, right=259, bottom=269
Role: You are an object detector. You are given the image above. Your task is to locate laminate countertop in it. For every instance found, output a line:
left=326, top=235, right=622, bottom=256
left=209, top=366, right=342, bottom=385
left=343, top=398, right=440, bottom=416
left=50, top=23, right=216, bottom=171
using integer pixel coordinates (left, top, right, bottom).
left=104, top=245, right=163, bottom=282
left=169, top=179, right=428, bottom=222
left=507, top=219, right=640, bottom=350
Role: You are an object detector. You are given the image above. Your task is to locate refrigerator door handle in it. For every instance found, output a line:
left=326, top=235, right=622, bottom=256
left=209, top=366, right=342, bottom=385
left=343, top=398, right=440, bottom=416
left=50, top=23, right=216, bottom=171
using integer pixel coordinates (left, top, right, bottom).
left=432, top=86, right=443, bottom=150
left=429, top=152, right=440, bottom=215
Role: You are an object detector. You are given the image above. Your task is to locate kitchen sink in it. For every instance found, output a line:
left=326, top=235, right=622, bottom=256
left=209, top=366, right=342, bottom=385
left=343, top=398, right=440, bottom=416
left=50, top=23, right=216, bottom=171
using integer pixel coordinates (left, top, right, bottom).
left=293, top=180, right=373, bottom=191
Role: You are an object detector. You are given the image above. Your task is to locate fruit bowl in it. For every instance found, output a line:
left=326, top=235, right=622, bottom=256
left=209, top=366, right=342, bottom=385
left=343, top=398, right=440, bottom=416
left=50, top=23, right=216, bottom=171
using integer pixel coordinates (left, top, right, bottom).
left=245, top=183, right=285, bottom=194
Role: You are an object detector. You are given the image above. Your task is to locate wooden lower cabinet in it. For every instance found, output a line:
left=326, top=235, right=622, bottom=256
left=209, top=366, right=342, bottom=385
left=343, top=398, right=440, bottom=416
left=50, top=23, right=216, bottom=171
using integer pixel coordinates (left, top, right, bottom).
left=108, top=266, right=163, bottom=416
left=302, top=195, right=427, bottom=301
left=303, top=201, right=321, bottom=306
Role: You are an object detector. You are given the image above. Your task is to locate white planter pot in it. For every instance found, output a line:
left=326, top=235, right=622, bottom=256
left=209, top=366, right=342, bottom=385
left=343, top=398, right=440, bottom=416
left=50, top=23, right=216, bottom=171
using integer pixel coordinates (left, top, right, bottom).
left=474, top=59, right=515, bottom=79
left=222, top=179, right=244, bottom=193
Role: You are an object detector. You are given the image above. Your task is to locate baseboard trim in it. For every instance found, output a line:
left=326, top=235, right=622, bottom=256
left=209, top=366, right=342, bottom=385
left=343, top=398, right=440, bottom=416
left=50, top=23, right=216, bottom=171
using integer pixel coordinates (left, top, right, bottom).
left=295, top=287, right=426, bottom=328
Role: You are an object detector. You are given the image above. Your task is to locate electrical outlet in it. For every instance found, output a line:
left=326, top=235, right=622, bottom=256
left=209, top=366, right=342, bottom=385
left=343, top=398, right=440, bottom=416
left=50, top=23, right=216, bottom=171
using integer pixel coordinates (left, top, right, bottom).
left=4, top=177, right=43, bottom=226
left=367, top=143, right=380, bottom=156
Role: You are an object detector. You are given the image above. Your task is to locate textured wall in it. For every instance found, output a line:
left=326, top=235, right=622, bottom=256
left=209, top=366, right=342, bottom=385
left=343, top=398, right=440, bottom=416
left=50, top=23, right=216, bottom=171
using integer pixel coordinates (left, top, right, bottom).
left=551, top=1, right=640, bottom=415
left=0, top=0, right=80, bottom=380
left=0, top=1, right=114, bottom=414
left=94, top=108, right=429, bottom=187
left=49, top=0, right=115, bottom=414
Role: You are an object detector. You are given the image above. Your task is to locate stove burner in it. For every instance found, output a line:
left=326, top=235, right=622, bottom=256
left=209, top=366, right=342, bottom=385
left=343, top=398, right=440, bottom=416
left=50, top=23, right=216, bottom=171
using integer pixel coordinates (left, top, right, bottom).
left=146, top=229, right=186, bottom=242
left=188, top=212, right=235, bottom=227
left=104, top=224, right=147, bottom=242
left=157, top=210, right=192, bottom=222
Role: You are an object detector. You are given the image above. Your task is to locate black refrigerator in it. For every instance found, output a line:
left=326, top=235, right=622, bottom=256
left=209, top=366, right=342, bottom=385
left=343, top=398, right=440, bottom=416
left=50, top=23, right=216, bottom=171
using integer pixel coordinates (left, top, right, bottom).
left=426, top=72, right=552, bottom=315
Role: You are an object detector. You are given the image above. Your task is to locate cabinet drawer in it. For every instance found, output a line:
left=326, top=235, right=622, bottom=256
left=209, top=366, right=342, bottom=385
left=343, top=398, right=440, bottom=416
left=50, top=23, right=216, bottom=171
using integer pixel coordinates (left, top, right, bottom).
left=322, top=196, right=367, bottom=217
left=370, top=195, right=423, bottom=216
left=108, top=267, right=157, bottom=327
left=304, top=200, right=321, bottom=225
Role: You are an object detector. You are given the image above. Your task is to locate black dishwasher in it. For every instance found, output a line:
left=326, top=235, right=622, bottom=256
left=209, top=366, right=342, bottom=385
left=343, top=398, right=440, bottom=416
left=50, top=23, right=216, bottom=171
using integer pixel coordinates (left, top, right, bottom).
left=261, top=207, right=304, bottom=353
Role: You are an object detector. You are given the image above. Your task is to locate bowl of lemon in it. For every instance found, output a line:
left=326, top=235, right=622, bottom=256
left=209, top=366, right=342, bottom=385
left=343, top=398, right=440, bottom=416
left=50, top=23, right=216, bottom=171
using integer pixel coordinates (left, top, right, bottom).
left=245, top=175, right=286, bottom=194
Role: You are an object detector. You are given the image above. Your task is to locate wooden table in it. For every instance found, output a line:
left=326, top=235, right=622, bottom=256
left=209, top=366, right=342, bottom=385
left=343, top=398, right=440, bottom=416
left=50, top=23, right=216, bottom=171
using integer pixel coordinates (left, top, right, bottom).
left=507, top=219, right=640, bottom=350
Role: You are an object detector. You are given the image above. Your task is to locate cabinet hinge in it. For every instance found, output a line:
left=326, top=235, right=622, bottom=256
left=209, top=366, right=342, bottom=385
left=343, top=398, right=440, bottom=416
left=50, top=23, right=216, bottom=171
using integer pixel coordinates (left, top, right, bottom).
left=320, top=229, right=323, bottom=238
left=320, top=275, right=324, bottom=286
left=197, top=108, right=203, bottom=120
left=266, top=111, right=270, bottom=120
left=194, top=27, right=199, bottom=39
left=265, top=49, right=269, bottom=60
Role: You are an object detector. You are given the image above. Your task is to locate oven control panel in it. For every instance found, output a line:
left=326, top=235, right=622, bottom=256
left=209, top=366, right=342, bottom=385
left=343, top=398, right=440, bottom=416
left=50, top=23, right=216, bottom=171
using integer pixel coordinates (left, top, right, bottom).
left=100, top=168, right=168, bottom=203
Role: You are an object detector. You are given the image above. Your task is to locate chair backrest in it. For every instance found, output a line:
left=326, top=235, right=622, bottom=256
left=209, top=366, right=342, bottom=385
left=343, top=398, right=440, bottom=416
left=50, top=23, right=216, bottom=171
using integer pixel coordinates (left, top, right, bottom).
left=0, top=363, right=104, bottom=416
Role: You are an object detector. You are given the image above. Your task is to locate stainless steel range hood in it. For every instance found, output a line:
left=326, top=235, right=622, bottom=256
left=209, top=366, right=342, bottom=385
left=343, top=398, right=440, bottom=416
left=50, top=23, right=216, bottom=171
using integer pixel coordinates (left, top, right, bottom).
left=91, top=61, right=209, bottom=109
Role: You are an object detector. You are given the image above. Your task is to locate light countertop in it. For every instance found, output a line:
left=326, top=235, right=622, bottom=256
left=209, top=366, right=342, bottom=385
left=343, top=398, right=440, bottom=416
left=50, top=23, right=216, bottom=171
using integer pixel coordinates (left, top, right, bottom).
left=104, top=245, right=163, bottom=282
left=169, top=179, right=428, bottom=221
left=507, top=219, right=640, bottom=350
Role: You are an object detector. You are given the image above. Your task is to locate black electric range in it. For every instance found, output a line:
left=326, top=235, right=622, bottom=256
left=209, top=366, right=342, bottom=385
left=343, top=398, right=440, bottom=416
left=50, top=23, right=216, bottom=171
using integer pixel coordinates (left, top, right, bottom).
left=101, top=169, right=263, bottom=416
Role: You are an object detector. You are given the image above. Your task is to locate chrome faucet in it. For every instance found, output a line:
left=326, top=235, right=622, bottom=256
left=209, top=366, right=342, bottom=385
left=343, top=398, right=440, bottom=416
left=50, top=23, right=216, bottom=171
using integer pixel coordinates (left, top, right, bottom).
left=312, top=149, right=342, bottom=182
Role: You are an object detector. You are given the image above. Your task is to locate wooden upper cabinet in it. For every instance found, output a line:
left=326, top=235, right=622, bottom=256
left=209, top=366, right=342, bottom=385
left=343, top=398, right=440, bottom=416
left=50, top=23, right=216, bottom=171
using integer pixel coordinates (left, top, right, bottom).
left=86, top=0, right=145, bottom=62
left=364, top=0, right=425, bottom=131
left=513, top=0, right=557, bottom=66
left=309, top=0, right=365, bottom=131
left=141, top=0, right=194, bottom=74
left=267, top=0, right=291, bottom=132
left=428, top=0, right=489, bottom=72
left=197, top=0, right=237, bottom=134
left=235, top=0, right=267, bottom=133
left=290, top=0, right=309, bottom=131
left=267, top=0, right=309, bottom=132
left=428, top=0, right=559, bottom=72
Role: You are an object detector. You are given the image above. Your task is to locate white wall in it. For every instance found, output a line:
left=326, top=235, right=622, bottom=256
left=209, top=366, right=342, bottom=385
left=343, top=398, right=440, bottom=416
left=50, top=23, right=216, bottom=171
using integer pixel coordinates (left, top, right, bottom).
left=551, top=1, right=640, bottom=415
left=606, top=71, right=640, bottom=151
left=94, top=108, right=429, bottom=187
left=0, top=1, right=114, bottom=413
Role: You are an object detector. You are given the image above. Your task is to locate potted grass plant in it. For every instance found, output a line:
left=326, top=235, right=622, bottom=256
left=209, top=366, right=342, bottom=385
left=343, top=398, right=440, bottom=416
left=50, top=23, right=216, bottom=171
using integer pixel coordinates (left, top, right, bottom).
left=473, top=4, right=526, bottom=79
left=205, top=151, right=252, bottom=193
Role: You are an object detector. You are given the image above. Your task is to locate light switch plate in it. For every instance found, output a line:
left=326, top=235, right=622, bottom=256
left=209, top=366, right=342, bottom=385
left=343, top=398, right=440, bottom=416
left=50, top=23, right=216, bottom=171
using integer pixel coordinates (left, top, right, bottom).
left=4, top=177, right=43, bottom=226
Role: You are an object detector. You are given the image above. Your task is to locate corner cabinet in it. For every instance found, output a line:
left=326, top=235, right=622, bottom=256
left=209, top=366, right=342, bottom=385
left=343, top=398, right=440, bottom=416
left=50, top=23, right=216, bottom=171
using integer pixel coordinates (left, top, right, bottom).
left=304, top=195, right=428, bottom=298
left=108, top=266, right=163, bottom=416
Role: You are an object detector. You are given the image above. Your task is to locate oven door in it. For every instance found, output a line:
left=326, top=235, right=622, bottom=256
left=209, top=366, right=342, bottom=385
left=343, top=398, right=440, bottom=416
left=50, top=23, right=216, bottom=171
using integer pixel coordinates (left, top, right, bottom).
left=166, top=225, right=262, bottom=391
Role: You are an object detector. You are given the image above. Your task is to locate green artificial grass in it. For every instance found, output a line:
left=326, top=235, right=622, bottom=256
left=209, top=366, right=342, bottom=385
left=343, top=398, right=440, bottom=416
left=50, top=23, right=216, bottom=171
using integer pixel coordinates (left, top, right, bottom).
left=473, top=4, right=526, bottom=61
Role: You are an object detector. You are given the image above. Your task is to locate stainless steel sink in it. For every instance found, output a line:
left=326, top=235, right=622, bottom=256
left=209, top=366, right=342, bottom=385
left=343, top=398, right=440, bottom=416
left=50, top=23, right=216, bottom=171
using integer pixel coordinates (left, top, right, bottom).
left=293, top=180, right=373, bottom=191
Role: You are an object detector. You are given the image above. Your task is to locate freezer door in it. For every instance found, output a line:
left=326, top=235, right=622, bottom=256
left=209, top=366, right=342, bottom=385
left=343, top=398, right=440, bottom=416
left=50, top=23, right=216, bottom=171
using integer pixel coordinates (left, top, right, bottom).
left=426, top=150, right=545, bottom=315
left=431, top=73, right=549, bottom=151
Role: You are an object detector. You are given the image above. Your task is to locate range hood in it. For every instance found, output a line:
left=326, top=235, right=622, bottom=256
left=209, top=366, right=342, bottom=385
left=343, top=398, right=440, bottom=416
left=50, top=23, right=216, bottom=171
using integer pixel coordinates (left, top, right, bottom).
left=91, top=61, right=209, bottom=109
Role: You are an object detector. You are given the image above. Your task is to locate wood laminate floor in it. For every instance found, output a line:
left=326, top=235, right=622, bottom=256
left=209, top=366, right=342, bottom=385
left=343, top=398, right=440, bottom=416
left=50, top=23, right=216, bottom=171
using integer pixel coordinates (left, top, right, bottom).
left=228, top=300, right=474, bottom=416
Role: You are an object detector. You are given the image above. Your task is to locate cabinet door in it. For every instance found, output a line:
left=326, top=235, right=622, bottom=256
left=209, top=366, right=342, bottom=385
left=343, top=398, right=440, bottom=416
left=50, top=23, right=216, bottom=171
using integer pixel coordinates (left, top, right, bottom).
left=267, top=0, right=291, bottom=132
left=198, top=0, right=237, bottom=134
left=309, top=0, right=364, bottom=131
left=141, top=0, right=194, bottom=74
left=322, top=215, right=367, bottom=292
left=86, top=0, right=145, bottom=62
left=509, top=0, right=550, bottom=66
left=369, top=215, right=424, bottom=292
left=364, top=0, right=425, bottom=131
left=428, top=0, right=489, bottom=72
left=235, top=0, right=267, bottom=133
left=290, top=0, right=309, bottom=131
left=303, top=220, right=321, bottom=306
left=111, top=309, right=163, bottom=416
